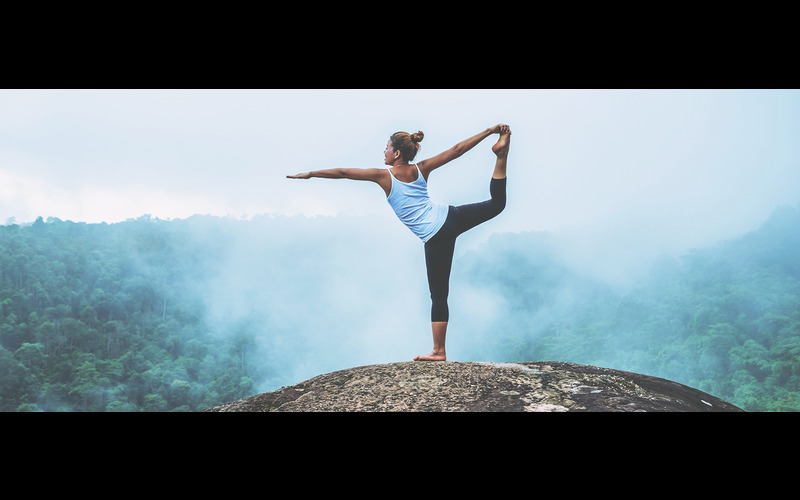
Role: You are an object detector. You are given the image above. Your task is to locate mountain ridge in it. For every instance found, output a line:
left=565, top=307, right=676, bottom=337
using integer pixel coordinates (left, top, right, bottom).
left=202, top=360, right=743, bottom=412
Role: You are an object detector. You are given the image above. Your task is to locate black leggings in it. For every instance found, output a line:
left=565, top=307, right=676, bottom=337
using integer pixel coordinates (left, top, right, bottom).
left=424, top=177, right=506, bottom=322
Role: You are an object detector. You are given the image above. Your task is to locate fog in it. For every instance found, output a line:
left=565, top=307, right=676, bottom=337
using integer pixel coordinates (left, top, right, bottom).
left=3, top=90, right=798, bottom=239
left=177, top=213, right=431, bottom=389
left=3, top=89, right=800, bottom=396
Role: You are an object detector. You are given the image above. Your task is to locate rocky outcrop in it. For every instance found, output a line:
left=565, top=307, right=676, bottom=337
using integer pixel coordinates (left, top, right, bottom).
left=202, top=361, right=743, bottom=412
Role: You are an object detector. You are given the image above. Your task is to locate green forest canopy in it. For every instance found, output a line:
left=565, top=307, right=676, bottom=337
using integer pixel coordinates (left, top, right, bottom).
left=1, top=204, right=799, bottom=411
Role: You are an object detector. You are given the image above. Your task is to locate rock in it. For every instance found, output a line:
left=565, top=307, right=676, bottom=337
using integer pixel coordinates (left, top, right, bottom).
left=202, top=361, right=743, bottom=412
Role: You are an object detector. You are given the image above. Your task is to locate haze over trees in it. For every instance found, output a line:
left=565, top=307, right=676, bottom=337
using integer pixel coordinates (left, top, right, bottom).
left=2, top=204, right=799, bottom=411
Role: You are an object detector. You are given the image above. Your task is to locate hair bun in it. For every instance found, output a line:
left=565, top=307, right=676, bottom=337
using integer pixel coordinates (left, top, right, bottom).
left=410, top=131, right=424, bottom=143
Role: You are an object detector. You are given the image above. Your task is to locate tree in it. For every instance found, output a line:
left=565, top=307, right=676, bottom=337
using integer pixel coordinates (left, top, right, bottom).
left=69, top=360, right=103, bottom=411
left=143, top=393, right=167, bottom=412
left=0, top=347, right=35, bottom=411
left=15, top=343, right=46, bottom=371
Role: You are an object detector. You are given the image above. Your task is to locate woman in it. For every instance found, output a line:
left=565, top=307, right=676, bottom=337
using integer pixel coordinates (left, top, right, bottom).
left=287, top=123, right=511, bottom=361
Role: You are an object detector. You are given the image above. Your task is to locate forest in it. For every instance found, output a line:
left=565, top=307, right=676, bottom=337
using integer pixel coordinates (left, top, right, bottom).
left=1, top=204, right=799, bottom=411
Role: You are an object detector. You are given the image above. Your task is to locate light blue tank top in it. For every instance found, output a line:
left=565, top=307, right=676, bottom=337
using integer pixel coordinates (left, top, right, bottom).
left=386, top=164, right=449, bottom=242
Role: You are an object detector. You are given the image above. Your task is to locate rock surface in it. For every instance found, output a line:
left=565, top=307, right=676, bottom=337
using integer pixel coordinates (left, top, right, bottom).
left=202, top=360, right=743, bottom=412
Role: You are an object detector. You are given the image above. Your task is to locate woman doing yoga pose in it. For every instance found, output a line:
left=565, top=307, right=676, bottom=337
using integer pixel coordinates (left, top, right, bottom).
left=287, top=123, right=511, bottom=361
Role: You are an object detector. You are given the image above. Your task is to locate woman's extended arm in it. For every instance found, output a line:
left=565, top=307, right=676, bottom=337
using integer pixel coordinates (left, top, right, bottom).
left=287, top=168, right=391, bottom=196
left=418, top=124, right=510, bottom=179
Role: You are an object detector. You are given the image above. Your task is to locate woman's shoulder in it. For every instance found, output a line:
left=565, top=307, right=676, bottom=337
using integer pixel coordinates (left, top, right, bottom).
left=389, top=164, right=420, bottom=184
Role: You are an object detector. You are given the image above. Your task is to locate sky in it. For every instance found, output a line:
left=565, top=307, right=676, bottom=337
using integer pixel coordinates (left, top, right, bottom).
left=2, top=88, right=799, bottom=261
left=3, top=88, right=800, bottom=385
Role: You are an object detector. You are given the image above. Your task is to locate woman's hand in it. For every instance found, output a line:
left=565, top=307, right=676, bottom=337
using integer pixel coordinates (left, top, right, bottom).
left=286, top=172, right=312, bottom=179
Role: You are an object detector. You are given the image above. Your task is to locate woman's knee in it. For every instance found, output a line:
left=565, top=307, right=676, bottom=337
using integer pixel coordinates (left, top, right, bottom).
left=490, top=178, right=506, bottom=215
left=492, top=195, right=506, bottom=216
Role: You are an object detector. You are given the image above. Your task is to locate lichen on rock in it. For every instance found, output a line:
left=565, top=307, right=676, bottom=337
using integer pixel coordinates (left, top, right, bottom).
left=202, top=361, right=743, bottom=412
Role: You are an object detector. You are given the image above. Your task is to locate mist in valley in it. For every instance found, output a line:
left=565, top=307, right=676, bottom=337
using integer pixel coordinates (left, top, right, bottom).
left=2, top=89, right=800, bottom=411
left=133, top=199, right=800, bottom=407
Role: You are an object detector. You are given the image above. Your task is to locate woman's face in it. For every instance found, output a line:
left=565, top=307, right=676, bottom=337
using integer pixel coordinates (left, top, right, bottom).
left=384, top=140, right=399, bottom=165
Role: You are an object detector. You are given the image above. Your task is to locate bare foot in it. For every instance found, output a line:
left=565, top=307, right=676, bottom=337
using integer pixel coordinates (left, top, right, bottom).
left=413, top=351, right=447, bottom=361
left=492, top=133, right=511, bottom=158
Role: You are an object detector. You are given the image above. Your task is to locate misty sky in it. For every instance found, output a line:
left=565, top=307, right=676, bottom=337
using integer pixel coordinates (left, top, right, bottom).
left=2, top=89, right=799, bottom=259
